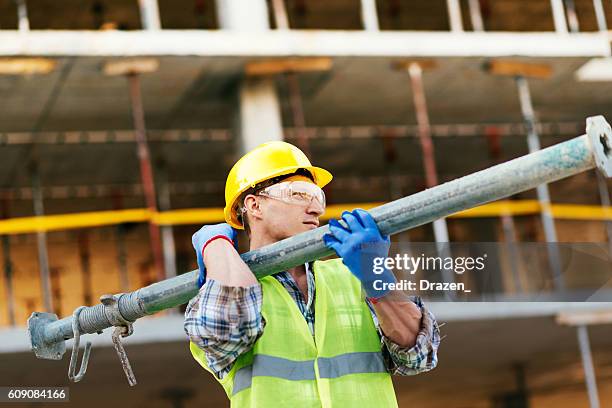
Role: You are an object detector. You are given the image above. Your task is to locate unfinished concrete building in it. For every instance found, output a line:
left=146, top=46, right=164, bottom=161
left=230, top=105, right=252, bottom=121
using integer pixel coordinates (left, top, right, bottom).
left=1, top=1, right=612, bottom=407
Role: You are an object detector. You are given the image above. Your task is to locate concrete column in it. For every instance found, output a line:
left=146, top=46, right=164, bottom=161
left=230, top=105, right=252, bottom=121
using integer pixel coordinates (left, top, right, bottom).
left=238, top=78, right=284, bottom=153
left=215, top=0, right=284, bottom=153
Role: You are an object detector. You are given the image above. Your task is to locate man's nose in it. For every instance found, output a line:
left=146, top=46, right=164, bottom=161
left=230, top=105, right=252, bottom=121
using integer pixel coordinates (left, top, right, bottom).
left=306, top=197, right=325, bottom=216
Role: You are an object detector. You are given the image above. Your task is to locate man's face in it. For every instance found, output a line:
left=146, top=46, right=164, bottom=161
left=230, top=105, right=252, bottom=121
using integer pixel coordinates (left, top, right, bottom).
left=250, top=175, right=325, bottom=242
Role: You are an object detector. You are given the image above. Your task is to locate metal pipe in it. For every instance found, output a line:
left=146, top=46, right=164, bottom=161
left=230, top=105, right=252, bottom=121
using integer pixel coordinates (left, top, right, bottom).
left=27, top=115, right=612, bottom=356
left=564, top=0, right=580, bottom=32
left=111, top=192, right=130, bottom=293
left=592, top=0, right=607, bottom=32
left=515, top=76, right=564, bottom=289
left=407, top=62, right=454, bottom=285
left=127, top=74, right=165, bottom=283
left=0, top=121, right=587, bottom=146
left=2, top=235, right=14, bottom=325
left=486, top=127, right=522, bottom=292
left=446, top=0, right=464, bottom=32
left=138, top=0, right=161, bottom=30
left=285, top=72, right=310, bottom=156
left=468, top=0, right=484, bottom=31
left=270, top=0, right=290, bottom=29
left=408, top=63, right=438, bottom=188
left=360, top=0, right=380, bottom=31
left=15, top=0, right=29, bottom=32
left=380, top=129, right=414, bottom=276
left=31, top=163, right=53, bottom=313
left=550, top=0, right=569, bottom=33
left=1, top=198, right=15, bottom=326
left=78, top=231, right=93, bottom=306
left=501, top=212, right=524, bottom=293
left=595, top=171, right=612, bottom=256
left=577, top=325, right=601, bottom=408
left=116, top=224, right=130, bottom=292
left=157, top=163, right=177, bottom=280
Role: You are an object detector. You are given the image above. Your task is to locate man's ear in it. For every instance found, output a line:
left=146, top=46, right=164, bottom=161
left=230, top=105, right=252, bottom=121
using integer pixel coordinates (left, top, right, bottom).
left=243, top=194, right=264, bottom=222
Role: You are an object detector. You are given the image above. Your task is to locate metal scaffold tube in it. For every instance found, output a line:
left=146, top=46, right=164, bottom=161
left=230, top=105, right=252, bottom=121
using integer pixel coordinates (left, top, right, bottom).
left=516, top=75, right=565, bottom=289
left=27, top=116, right=612, bottom=382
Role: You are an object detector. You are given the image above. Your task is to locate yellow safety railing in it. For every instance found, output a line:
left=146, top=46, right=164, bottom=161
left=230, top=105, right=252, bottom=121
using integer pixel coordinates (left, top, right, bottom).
left=0, top=200, right=610, bottom=235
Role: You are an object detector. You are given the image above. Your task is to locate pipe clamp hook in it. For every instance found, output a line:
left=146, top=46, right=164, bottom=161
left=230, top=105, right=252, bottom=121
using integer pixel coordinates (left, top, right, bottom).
left=101, top=294, right=138, bottom=386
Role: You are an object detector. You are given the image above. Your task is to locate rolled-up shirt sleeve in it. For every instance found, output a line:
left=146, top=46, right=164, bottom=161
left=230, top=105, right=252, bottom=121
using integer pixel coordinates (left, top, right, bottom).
left=368, top=296, right=441, bottom=376
left=184, top=279, right=265, bottom=380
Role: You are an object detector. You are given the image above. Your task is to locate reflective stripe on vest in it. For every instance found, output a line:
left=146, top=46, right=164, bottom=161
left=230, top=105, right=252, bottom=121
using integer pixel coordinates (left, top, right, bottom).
left=233, top=352, right=386, bottom=395
left=317, top=351, right=386, bottom=379
left=233, top=355, right=316, bottom=396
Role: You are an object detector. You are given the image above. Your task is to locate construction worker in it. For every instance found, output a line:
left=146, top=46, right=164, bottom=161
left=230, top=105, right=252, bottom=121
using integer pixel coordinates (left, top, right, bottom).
left=184, top=141, right=440, bottom=407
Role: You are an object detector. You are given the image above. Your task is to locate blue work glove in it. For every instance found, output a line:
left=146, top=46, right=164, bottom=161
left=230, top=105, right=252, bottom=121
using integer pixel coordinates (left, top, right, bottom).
left=192, top=223, right=238, bottom=288
left=323, top=209, right=396, bottom=299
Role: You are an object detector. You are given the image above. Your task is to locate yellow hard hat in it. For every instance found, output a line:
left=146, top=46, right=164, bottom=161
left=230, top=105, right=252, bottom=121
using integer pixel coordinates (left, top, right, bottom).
left=224, top=141, right=333, bottom=229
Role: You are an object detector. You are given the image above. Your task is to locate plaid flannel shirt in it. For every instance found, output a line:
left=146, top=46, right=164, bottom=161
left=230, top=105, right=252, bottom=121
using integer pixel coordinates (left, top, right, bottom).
left=184, top=263, right=440, bottom=380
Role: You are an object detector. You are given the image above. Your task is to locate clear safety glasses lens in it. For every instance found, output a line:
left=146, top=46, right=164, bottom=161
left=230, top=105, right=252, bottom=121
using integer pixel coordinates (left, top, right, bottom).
left=258, top=181, right=326, bottom=208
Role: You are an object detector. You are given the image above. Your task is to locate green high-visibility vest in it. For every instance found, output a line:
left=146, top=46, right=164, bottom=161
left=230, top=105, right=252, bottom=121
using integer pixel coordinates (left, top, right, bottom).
left=190, top=258, right=398, bottom=407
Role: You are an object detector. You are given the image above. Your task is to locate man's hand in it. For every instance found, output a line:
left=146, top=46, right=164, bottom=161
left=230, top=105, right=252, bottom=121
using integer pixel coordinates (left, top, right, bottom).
left=323, top=209, right=396, bottom=298
left=192, top=223, right=238, bottom=288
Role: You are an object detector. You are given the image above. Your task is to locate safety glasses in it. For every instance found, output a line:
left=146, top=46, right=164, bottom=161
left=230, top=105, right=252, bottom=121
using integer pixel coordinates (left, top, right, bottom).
left=256, top=180, right=326, bottom=209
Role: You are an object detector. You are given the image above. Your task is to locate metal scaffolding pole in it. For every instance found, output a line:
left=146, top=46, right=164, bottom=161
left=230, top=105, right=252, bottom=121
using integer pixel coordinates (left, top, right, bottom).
left=14, top=0, right=29, bottom=32
left=557, top=310, right=612, bottom=408
left=407, top=62, right=454, bottom=285
left=577, top=325, right=601, bottom=408
left=270, top=0, right=290, bottom=29
left=127, top=73, right=165, bottom=283
left=516, top=76, right=564, bottom=289
left=103, top=60, right=164, bottom=283
left=78, top=231, right=93, bottom=306
left=564, top=0, right=580, bottom=32
left=468, top=0, right=484, bottom=31
left=485, top=127, right=523, bottom=292
left=28, top=116, right=612, bottom=382
left=595, top=172, right=612, bottom=255
left=111, top=192, right=130, bottom=293
left=2, top=234, right=14, bottom=325
left=500, top=210, right=524, bottom=293
left=380, top=129, right=414, bottom=271
left=285, top=72, right=310, bottom=156
left=360, top=0, right=380, bottom=31
left=157, top=163, right=177, bottom=280
left=592, top=0, right=607, bottom=31
left=137, top=0, right=161, bottom=30
left=446, top=0, right=464, bottom=32
left=550, top=0, right=569, bottom=33
left=1, top=199, right=15, bottom=326
left=31, top=163, right=53, bottom=313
